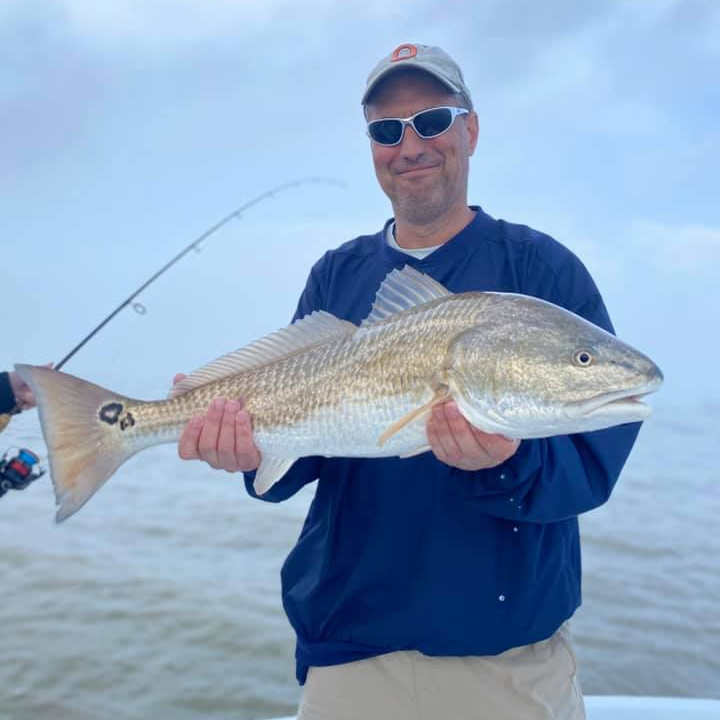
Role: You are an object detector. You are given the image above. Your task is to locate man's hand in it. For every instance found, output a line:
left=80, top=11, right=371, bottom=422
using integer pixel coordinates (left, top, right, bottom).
left=175, top=374, right=262, bottom=473
left=8, top=363, right=53, bottom=410
left=426, top=400, right=520, bottom=471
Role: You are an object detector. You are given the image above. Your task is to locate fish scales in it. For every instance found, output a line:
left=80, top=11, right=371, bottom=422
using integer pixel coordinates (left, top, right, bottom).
left=120, top=293, right=484, bottom=458
left=14, top=266, right=663, bottom=521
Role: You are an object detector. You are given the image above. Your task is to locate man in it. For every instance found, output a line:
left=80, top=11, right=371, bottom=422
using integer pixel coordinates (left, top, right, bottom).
left=178, top=44, right=641, bottom=720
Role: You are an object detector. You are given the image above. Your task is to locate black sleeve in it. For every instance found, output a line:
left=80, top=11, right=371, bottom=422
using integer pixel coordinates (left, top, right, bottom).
left=0, top=372, right=16, bottom=414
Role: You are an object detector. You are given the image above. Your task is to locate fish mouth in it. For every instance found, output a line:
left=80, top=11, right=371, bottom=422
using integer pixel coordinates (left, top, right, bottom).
left=575, top=377, right=663, bottom=418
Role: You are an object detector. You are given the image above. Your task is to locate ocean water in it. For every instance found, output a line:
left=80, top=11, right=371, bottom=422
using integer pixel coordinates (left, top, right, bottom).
left=1, top=402, right=718, bottom=720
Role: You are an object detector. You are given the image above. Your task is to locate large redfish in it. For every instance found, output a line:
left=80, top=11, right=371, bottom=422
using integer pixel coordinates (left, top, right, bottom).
left=16, top=267, right=663, bottom=522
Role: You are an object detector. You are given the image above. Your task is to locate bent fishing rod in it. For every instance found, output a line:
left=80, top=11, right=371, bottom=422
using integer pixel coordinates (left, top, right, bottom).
left=0, top=176, right=344, bottom=435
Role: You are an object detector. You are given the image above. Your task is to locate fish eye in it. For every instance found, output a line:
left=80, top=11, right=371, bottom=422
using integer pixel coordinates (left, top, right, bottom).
left=573, top=350, right=594, bottom=367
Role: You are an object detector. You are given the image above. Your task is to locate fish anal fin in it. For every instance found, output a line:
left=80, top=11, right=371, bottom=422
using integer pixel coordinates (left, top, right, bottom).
left=252, top=457, right=297, bottom=495
left=400, top=444, right=431, bottom=459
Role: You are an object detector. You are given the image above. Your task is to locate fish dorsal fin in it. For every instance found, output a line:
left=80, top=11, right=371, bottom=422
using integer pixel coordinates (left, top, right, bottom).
left=169, top=311, right=356, bottom=398
left=362, top=266, right=451, bottom=326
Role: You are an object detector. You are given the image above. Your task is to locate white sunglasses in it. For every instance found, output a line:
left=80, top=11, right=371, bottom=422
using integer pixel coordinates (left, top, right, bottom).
left=367, top=106, right=469, bottom=146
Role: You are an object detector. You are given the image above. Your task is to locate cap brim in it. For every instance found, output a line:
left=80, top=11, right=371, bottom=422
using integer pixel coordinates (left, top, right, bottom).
left=361, top=63, right=462, bottom=105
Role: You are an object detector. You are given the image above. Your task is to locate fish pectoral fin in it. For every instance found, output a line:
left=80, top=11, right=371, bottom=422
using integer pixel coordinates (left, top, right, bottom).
left=399, top=444, right=431, bottom=459
left=378, top=385, right=450, bottom=448
left=252, top=457, right=298, bottom=496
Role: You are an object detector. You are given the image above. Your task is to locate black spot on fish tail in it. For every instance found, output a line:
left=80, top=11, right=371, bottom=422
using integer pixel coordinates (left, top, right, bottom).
left=99, top=403, right=136, bottom=431
left=99, top=402, right=123, bottom=425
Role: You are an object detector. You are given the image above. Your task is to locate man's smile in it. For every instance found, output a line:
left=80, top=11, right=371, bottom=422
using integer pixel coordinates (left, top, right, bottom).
left=394, top=162, right=442, bottom=176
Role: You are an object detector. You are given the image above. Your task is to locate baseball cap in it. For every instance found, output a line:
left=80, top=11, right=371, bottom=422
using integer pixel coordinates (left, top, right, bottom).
left=361, top=43, right=473, bottom=109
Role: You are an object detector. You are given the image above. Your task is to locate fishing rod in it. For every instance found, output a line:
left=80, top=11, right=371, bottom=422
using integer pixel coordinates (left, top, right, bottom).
left=0, top=176, right=344, bottom=435
left=55, top=176, right=344, bottom=370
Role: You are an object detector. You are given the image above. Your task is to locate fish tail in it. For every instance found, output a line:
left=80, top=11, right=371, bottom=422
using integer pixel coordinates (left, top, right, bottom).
left=15, top=364, right=146, bottom=522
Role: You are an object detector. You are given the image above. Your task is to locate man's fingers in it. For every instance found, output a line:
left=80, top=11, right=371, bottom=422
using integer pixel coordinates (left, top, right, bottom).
left=177, top=396, right=261, bottom=473
left=173, top=373, right=187, bottom=385
left=216, top=400, right=241, bottom=472
left=426, top=401, right=519, bottom=471
left=469, top=426, right=520, bottom=462
left=17, top=387, right=34, bottom=402
left=197, top=398, right=225, bottom=468
left=445, top=404, right=519, bottom=467
left=235, top=407, right=262, bottom=471
left=178, top=416, right=204, bottom=460
left=441, top=402, right=492, bottom=462
left=429, top=403, right=465, bottom=464
left=426, top=417, right=448, bottom=463
left=176, top=394, right=262, bottom=472
left=12, top=374, right=36, bottom=409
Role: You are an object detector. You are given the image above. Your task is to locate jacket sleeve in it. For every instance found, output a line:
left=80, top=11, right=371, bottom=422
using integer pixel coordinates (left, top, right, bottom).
left=0, top=372, right=16, bottom=414
left=460, top=292, right=642, bottom=523
left=242, top=257, right=329, bottom=503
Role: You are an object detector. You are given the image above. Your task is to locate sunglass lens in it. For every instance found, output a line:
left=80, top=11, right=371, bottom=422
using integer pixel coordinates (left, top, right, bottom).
left=414, top=108, right=453, bottom=138
left=369, top=120, right=403, bottom=145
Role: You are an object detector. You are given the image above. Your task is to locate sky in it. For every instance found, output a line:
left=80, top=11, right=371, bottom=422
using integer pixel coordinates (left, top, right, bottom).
left=1, top=0, right=718, bottom=408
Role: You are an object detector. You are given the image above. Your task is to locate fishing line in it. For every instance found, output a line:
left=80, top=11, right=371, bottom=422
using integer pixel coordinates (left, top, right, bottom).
left=55, top=176, right=344, bottom=370
left=0, top=176, right=344, bottom=435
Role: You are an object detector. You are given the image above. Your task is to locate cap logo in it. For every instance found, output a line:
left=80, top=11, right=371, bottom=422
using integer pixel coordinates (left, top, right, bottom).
left=390, top=44, right=417, bottom=62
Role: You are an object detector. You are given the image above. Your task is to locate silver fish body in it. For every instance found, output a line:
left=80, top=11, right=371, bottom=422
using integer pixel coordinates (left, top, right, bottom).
left=16, top=267, right=663, bottom=521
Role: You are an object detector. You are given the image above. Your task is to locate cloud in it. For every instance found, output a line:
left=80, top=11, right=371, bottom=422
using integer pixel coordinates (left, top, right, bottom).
left=2, top=0, right=290, bottom=45
left=623, top=220, right=720, bottom=277
left=458, top=0, right=717, bottom=136
left=0, top=0, right=419, bottom=48
left=504, top=214, right=720, bottom=296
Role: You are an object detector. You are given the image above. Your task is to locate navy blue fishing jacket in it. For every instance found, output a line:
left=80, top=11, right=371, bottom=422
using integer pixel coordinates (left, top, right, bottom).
left=245, top=207, right=641, bottom=685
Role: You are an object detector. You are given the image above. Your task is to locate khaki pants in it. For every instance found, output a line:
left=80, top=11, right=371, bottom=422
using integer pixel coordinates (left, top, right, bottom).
left=298, top=624, right=585, bottom=720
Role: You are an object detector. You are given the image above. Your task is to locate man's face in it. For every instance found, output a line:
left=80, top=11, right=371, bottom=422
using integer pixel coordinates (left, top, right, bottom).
left=365, top=70, right=478, bottom=226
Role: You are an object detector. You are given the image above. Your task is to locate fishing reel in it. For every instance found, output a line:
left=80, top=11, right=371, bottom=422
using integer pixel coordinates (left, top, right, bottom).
left=0, top=447, right=45, bottom=498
